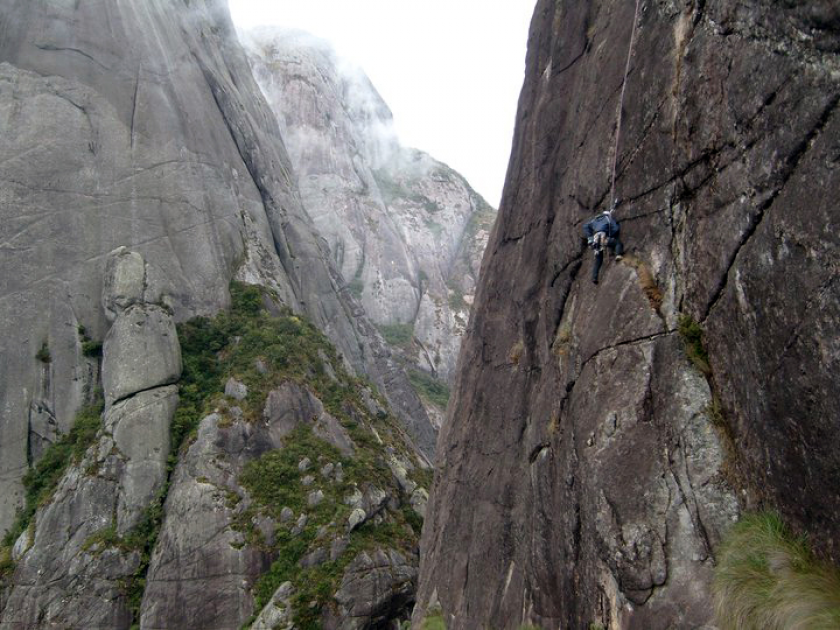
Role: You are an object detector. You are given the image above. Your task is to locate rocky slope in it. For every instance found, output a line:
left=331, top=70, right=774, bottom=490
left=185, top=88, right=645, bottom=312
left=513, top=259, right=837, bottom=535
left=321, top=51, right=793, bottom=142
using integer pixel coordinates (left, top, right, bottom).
left=243, top=29, right=496, bottom=388
left=0, top=0, right=436, bottom=539
left=1, top=271, right=429, bottom=629
left=415, top=0, right=840, bottom=628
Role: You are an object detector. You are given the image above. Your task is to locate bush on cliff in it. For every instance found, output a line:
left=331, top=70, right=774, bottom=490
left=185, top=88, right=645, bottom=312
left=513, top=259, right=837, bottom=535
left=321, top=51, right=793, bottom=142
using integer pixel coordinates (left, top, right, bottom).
left=713, top=511, right=840, bottom=629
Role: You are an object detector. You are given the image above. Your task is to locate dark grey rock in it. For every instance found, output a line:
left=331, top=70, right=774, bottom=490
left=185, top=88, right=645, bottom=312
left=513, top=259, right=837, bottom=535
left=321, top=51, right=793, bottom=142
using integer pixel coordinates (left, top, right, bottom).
left=413, top=0, right=840, bottom=627
left=327, top=548, right=417, bottom=630
left=0, top=0, right=436, bottom=536
left=264, top=381, right=356, bottom=455
left=300, top=547, right=328, bottom=569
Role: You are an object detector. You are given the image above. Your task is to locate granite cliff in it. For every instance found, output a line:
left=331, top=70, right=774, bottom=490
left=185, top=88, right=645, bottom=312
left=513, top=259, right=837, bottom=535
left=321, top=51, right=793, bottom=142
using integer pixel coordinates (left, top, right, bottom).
left=0, top=0, right=436, bottom=537
left=244, top=29, right=495, bottom=393
left=415, top=0, right=840, bottom=628
left=0, top=0, right=436, bottom=627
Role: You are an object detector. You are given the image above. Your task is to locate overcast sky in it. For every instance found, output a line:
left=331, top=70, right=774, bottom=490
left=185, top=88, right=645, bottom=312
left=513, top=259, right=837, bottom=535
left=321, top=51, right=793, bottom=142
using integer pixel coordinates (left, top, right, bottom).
left=228, top=0, right=536, bottom=207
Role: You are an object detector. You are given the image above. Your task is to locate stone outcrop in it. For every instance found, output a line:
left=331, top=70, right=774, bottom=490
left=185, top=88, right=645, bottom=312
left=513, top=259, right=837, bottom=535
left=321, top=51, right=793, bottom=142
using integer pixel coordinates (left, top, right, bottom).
left=415, top=0, right=840, bottom=628
left=138, top=331, right=426, bottom=629
left=244, top=29, right=496, bottom=383
left=326, top=548, right=418, bottom=630
left=0, top=249, right=180, bottom=628
left=0, top=0, right=435, bottom=534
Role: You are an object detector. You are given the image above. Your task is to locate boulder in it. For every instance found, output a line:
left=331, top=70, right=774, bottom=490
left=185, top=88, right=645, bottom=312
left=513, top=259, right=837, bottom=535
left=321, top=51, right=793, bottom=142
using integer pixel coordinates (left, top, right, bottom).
left=102, top=247, right=146, bottom=321
left=251, top=581, right=295, bottom=630
left=102, top=304, right=181, bottom=406
left=327, top=548, right=417, bottom=629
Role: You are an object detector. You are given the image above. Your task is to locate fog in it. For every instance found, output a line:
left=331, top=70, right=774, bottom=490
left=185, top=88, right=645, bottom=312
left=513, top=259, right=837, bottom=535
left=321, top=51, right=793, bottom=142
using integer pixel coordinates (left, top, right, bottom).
left=228, top=0, right=536, bottom=207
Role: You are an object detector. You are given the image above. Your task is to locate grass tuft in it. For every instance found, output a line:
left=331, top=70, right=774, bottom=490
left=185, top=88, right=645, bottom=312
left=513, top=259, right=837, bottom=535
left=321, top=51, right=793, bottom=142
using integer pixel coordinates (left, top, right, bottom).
left=678, top=314, right=711, bottom=376
left=714, top=511, right=840, bottom=630
left=421, top=610, right=447, bottom=630
left=621, top=255, right=663, bottom=313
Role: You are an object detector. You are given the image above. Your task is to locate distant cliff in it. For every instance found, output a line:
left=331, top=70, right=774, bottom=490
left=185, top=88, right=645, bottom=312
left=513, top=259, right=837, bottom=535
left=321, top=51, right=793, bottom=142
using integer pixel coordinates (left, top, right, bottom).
left=244, top=29, right=495, bottom=392
left=415, top=0, right=840, bottom=627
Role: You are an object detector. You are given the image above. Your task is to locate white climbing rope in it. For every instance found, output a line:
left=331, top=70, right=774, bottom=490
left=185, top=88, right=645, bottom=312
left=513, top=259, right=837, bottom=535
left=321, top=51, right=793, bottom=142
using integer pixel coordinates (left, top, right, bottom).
left=609, top=0, right=644, bottom=211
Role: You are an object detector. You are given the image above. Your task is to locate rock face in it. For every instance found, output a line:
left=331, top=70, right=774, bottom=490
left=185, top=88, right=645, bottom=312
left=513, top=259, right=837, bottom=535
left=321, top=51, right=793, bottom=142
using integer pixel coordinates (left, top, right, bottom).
left=415, top=0, right=840, bottom=628
left=0, top=0, right=435, bottom=534
left=244, top=29, right=496, bottom=383
left=0, top=249, right=179, bottom=628
left=136, top=306, right=426, bottom=630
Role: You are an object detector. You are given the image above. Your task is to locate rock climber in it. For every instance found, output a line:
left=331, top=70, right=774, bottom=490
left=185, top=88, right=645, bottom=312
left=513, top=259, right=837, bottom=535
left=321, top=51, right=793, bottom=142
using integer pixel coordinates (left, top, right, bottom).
left=583, top=201, right=624, bottom=284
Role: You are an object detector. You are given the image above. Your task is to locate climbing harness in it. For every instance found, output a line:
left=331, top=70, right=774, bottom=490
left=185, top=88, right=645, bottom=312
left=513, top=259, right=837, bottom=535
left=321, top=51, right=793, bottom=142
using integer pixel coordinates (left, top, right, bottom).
left=593, top=231, right=607, bottom=256
left=608, top=0, right=644, bottom=211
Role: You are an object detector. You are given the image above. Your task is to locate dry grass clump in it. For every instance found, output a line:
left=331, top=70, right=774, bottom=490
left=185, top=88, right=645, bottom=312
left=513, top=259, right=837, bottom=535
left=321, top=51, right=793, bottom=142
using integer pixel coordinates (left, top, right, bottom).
left=714, top=512, right=840, bottom=630
left=620, top=255, right=663, bottom=313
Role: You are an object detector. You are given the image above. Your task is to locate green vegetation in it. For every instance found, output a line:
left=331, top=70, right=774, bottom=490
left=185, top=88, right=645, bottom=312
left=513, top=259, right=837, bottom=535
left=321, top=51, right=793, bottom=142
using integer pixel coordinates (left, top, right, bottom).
left=420, top=611, right=447, bottom=630
left=378, top=322, right=415, bottom=351
left=78, top=325, right=103, bottom=357
left=142, top=280, right=421, bottom=628
left=447, top=285, right=467, bottom=313
left=82, top=340, right=103, bottom=357
left=678, top=314, right=711, bottom=376
left=416, top=612, right=545, bottom=630
left=35, top=342, right=51, bottom=363
left=373, top=168, right=441, bottom=214
left=713, top=512, right=840, bottom=630
left=4, top=281, right=427, bottom=627
left=0, top=397, right=104, bottom=576
left=407, top=369, right=450, bottom=410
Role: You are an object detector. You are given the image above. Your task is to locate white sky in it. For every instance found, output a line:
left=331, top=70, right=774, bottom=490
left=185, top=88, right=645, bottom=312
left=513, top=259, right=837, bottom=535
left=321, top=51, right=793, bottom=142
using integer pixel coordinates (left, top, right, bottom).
left=228, top=0, right=537, bottom=207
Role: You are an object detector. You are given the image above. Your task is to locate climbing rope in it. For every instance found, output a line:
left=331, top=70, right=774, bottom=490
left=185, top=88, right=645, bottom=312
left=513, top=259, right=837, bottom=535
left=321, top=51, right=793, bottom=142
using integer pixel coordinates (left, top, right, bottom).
left=609, top=0, right=644, bottom=211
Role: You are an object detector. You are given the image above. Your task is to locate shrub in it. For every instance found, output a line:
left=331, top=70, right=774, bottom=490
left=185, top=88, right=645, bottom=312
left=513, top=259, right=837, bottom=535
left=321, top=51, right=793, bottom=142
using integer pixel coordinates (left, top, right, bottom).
left=678, top=314, right=711, bottom=375
left=35, top=342, right=51, bottom=363
left=713, top=511, right=840, bottom=630
left=82, top=340, right=103, bottom=357
left=1, top=397, right=104, bottom=564
left=407, top=369, right=450, bottom=410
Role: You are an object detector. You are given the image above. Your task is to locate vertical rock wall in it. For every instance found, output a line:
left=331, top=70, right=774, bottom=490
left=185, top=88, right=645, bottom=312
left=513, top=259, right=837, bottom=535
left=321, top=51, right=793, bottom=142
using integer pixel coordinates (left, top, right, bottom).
left=416, top=0, right=840, bottom=627
left=244, top=29, right=495, bottom=383
left=0, top=0, right=435, bottom=534
left=0, top=249, right=180, bottom=629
